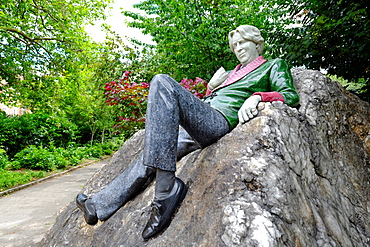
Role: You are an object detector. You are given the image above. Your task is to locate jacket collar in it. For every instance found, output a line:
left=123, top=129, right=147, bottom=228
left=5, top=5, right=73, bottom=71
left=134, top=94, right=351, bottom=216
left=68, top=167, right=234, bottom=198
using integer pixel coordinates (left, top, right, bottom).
left=213, top=56, right=267, bottom=92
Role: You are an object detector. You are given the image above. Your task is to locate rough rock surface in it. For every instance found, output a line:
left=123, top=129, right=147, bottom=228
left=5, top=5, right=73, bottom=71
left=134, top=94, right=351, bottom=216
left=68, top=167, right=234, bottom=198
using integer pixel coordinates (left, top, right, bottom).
left=41, top=68, right=370, bottom=247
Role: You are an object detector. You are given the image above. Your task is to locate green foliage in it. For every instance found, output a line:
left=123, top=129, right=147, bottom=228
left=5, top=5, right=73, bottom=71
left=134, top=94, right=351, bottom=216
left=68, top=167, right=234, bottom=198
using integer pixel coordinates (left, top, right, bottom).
left=0, top=149, right=10, bottom=169
left=8, top=139, right=122, bottom=171
left=329, top=74, right=369, bottom=101
left=0, top=112, right=79, bottom=157
left=124, top=0, right=369, bottom=101
left=1, top=31, right=140, bottom=145
left=0, top=137, right=123, bottom=191
left=0, top=0, right=133, bottom=145
left=0, top=0, right=148, bottom=144
left=123, top=0, right=275, bottom=81
left=0, top=0, right=112, bottom=94
left=267, top=0, right=369, bottom=99
left=13, top=145, right=68, bottom=171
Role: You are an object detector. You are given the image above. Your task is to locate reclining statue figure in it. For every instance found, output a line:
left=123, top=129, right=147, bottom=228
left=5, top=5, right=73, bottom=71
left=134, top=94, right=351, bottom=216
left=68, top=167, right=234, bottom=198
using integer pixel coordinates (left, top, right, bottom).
left=76, top=24, right=300, bottom=240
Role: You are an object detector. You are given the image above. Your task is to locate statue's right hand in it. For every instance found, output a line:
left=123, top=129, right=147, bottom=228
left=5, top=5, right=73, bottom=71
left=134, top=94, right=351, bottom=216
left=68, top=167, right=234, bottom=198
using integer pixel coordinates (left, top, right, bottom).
left=208, top=67, right=228, bottom=90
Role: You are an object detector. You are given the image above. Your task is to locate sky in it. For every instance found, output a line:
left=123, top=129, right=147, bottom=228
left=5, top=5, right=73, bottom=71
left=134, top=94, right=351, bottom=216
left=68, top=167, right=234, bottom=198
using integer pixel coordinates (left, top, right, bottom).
left=84, top=0, right=153, bottom=44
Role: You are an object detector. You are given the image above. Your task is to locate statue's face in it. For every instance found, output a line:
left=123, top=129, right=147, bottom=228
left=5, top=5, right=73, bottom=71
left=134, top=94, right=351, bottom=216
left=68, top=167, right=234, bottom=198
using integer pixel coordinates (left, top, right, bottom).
left=231, top=32, right=259, bottom=66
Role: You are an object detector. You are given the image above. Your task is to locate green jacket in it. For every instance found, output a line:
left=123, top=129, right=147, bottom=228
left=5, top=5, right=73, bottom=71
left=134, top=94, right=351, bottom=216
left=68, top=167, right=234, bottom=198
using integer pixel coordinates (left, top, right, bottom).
left=204, top=58, right=300, bottom=128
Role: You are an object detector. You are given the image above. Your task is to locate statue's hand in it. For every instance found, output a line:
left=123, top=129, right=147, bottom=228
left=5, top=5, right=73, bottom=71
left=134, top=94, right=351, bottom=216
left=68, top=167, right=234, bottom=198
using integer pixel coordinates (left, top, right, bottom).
left=208, top=67, right=228, bottom=90
left=238, top=95, right=262, bottom=124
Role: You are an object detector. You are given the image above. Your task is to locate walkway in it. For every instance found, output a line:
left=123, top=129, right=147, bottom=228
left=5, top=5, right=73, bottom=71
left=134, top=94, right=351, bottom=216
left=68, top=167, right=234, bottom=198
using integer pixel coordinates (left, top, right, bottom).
left=0, top=159, right=109, bottom=247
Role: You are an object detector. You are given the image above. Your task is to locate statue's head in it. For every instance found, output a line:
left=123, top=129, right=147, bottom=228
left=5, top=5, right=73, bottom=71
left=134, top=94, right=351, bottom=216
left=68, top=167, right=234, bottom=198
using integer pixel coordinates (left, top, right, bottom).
left=228, top=25, right=264, bottom=65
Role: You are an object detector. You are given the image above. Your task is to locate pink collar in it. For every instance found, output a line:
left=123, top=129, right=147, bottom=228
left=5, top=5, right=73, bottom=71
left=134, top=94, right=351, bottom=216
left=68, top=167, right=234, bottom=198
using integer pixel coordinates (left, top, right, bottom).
left=213, top=56, right=267, bottom=91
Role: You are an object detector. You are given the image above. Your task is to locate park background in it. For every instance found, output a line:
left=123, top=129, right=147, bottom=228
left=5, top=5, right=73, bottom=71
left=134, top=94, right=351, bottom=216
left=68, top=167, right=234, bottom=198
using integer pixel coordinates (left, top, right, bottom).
left=0, top=0, right=368, bottom=191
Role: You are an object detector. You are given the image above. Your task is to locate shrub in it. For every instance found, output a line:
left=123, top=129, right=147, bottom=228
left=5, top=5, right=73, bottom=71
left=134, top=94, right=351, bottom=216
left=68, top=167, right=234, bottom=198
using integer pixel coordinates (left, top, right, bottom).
left=104, top=71, right=149, bottom=135
left=13, top=145, right=68, bottom=171
left=179, top=77, right=207, bottom=98
left=9, top=139, right=121, bottom=172
left=0, top=149, right=10, bottom=170
left=104, top=72, right=208, bottom=138
left=0, top=137, right=123, bottom=191
left=0, top=112, right=79, bottom=157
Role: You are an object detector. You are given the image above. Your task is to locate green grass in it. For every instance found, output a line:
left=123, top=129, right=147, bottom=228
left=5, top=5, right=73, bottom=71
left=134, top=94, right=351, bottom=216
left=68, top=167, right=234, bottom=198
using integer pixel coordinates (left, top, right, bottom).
left=0, top=169, right=48, bottom=192
left=0, top=137, right=125, bottom=193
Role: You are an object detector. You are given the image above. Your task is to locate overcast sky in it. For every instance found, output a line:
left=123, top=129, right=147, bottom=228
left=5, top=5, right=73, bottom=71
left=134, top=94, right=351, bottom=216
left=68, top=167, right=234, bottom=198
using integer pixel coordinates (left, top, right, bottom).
left=85, top=0, right=153, bottom=44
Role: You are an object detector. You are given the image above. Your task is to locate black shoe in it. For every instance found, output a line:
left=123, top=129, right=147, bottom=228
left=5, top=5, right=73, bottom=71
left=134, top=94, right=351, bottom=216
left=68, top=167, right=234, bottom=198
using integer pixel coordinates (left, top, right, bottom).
left=76, top=193, right=98, bottom=225
left=142, top=178, right=187, bottom=240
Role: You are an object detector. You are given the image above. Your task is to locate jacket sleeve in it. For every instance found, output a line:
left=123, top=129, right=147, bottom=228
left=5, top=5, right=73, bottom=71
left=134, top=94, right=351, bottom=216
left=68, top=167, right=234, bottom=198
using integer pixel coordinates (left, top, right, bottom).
left=252, top=91, right=285, bottom=102
left=264, top=59, right=299, bottom=107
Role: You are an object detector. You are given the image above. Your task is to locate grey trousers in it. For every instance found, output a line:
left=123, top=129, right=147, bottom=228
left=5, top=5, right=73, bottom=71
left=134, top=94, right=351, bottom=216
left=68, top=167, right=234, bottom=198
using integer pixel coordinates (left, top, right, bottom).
left=91, top=74, right=230, bottom=221
left=92, top=128, right=201, bottom=220
left=144, top=74, right=230, bottom=171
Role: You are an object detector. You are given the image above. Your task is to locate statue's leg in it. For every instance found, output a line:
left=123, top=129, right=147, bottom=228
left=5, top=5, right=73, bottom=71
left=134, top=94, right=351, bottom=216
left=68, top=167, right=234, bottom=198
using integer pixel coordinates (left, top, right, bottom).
left=87, top=127, right=199, bottom=222
left=176, top=127, right=200, bottom=161
left=141, top=74, right=230, bottom=239
left=143, top=74, right=230, bottom=172
left=77, top=74, right=228, bottom=227
left=91, top=152, right=155, bottom=221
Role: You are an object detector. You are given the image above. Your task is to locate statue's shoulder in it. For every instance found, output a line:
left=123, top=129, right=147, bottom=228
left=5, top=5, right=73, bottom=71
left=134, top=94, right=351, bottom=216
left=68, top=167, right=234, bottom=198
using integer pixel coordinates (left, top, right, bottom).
left=265, top=58, right=286, bottom=64
left=263, top=58, right=290, bottom=70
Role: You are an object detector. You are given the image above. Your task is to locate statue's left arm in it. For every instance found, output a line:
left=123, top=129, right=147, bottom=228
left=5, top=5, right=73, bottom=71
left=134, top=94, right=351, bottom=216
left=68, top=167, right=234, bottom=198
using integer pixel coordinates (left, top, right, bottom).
left=252, top=59, right=300, bottom=107
left=238, top=59, right=300, bottom=124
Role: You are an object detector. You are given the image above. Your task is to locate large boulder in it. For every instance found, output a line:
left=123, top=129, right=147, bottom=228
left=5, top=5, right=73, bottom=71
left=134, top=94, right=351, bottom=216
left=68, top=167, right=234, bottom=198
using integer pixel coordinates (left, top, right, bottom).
left=41, top=68, right=370, bottom=246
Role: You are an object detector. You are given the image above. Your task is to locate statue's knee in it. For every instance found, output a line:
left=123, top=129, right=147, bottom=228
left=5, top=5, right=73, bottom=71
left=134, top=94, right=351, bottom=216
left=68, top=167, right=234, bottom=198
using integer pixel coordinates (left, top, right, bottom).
left=153, top=74, right=168, bottom=80
left=151, top=74, right=176, bottom=89
left=152, top=74, right=168, bottom=84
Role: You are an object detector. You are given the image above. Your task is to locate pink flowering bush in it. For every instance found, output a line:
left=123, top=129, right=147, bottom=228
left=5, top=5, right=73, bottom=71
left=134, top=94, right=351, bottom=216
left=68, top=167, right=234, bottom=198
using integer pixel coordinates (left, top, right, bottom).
left=104, top=71, right=149, bottom=133
left=104, top=73, right=207, bottom=135
left=179, top=77, right=207, bottom=98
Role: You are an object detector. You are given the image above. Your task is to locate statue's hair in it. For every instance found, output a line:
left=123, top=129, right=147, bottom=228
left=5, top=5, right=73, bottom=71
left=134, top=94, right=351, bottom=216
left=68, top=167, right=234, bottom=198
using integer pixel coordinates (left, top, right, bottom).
left=228, top=25, right=264, bottom=55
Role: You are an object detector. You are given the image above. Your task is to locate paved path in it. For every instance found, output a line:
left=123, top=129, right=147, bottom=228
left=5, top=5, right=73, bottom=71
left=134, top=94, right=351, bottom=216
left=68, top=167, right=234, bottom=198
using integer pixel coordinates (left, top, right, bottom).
left=0, top=159, right=109, bottom=247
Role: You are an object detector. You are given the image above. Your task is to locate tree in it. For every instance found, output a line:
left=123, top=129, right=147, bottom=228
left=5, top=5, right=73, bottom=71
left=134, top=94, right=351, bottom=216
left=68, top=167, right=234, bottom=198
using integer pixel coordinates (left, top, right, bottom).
left=46, top=30, right=142, bottom=144
left=0, top=0, right=112, bottom=104
left=267, top=0, right=369, bottom=99
left=123, top=0, right=280, bottom=81
left=0, top=0, right=140, bottom=143
left=124, top=0, right=369, bottom=100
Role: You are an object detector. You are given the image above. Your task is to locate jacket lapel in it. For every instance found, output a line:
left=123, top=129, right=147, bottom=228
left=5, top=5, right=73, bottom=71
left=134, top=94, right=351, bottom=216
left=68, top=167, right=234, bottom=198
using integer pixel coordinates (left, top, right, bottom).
left=213, top=56, right=267, bottom=92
